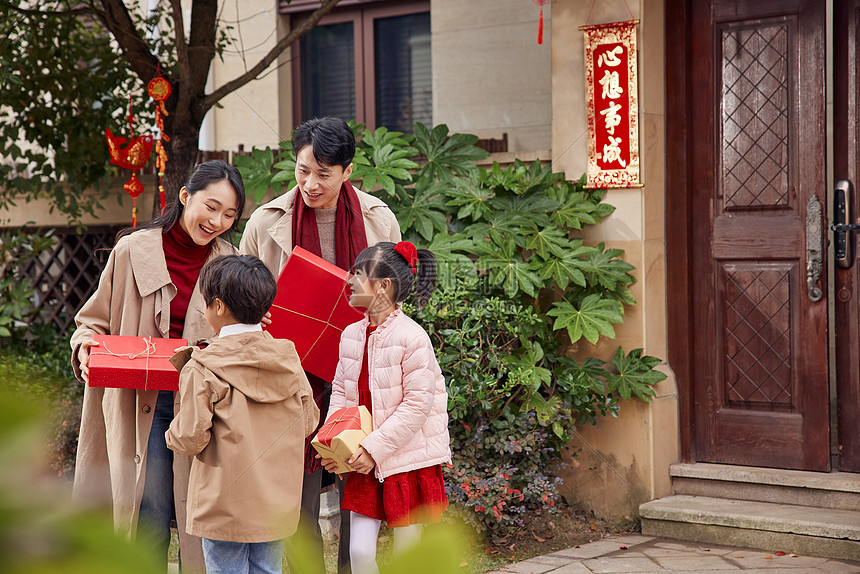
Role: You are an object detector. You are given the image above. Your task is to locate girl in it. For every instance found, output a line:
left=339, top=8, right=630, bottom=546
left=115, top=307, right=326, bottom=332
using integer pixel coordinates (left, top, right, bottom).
left=70, top=160, right=245, bottom=572
left=319, top=241, right=451, bottom=574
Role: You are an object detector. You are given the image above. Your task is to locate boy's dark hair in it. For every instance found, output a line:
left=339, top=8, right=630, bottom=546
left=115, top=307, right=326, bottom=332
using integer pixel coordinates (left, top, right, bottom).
left=292, top=117, right=355, bottom=170
left=199, top=255, right=277, bottom=325
left=353, top=242, right=437, bottom=308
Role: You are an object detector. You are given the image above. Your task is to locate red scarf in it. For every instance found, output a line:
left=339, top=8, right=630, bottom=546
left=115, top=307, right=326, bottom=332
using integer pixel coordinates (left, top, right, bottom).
left=291, top=180, right=368, bottom=271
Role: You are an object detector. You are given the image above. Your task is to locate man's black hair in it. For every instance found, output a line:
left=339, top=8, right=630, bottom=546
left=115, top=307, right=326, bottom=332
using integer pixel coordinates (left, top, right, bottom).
left=292, top=117, right=356, bottom=169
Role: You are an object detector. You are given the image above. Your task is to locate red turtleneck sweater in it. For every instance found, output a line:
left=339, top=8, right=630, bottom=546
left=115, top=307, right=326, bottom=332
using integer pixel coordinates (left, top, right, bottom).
left=162, top=222, right=212, bottom=339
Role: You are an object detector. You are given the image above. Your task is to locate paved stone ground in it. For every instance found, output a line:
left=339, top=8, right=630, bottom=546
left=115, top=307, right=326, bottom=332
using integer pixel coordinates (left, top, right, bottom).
left=488, top=535, right=860, bottom=573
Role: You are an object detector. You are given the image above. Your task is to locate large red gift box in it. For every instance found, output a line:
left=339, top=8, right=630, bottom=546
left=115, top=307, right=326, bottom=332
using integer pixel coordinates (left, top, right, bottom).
left=88, top=334, right=188, bottom=391
left=311, top=406, right=373, bottom=474
left=265, top=246, right=364, bottom=382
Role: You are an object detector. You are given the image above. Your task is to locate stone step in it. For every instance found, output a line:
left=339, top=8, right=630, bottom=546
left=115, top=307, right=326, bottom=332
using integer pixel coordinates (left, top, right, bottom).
left=670, top=463, right=860, bottom=510
left=640, top=494, right=860, bottom=561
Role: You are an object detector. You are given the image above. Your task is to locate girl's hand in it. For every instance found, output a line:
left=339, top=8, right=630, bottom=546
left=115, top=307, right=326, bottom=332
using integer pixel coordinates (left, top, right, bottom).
left=77, top=339, right=100, bottom=383
left=347, top=446, right=376, bottom=474
left=260, top=311, right=273, bottom=327
left=316, top=453, right=341, bottom=475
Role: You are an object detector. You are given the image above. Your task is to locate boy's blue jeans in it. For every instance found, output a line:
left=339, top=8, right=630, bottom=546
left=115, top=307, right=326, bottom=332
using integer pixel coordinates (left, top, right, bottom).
left=202, top=538, right=285, bottom=574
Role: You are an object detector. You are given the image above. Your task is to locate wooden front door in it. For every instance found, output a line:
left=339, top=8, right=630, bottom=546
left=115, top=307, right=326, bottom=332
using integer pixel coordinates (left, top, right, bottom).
left=688, top=0, right=830, bottom=470
left=834, top=0, right=860, bottom=472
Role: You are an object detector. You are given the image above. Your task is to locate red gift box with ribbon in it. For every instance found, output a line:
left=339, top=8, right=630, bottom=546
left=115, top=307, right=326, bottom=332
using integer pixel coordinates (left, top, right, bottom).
left=88, top=334, right=188, bottom=391
left=265, top=246, right=364, bottom=382
left=311, top=406, right=373, bottom=474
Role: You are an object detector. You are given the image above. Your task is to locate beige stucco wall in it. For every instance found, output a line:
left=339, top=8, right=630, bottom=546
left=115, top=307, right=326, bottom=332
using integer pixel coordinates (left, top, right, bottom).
left=207, top=0, right=283, bottom=151
left=0, top=175, right=158, bottom=228
left=431, top=0, right=552, bottom=152
left=551, top=0, right=679, bottom=518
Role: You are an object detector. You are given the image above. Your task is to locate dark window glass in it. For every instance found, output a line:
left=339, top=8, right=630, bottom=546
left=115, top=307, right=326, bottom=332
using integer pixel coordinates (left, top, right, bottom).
left=374, top=12, right=432, bottom=132
left=300, top=22, right=355, bottom=121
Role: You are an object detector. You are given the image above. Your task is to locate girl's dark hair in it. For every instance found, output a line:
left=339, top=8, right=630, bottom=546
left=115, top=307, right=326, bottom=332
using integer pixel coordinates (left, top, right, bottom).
left=292, top=117, right=355, bottom=169
left=114, top=160, right=246, bottom=244
left=199, top=254, right=277, bottom=325
left=353, top=242, right=437, bottom=308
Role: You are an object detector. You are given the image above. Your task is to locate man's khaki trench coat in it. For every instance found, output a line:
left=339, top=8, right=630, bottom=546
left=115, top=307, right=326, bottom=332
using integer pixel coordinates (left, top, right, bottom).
left=239, top=185, right=401, bottom=276
left=70, top=227, right=235, bottom=572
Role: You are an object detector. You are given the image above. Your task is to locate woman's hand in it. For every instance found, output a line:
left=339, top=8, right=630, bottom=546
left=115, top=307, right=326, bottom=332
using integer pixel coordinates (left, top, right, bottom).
left=77, top=339, right=100, bottom=383
left=316, top=453, right=341, bottom=475
left=347, top=446, right=376, bottom=475
left=260, top=310, right=273, bottom=327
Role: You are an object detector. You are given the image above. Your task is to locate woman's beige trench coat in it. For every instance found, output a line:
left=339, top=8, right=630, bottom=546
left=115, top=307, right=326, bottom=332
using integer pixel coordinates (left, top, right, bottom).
left=70, top=227, right=235, bottom=572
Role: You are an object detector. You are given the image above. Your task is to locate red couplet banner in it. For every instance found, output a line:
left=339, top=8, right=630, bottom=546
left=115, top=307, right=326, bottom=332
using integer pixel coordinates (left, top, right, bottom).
left=580, top=20, right=641, bottom=189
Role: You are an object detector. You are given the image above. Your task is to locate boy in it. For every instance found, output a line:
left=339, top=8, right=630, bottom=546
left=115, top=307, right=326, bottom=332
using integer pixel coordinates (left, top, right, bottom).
left=241, top=116, right=401, bottom=573
left=166, top=254, right=319, bottom=574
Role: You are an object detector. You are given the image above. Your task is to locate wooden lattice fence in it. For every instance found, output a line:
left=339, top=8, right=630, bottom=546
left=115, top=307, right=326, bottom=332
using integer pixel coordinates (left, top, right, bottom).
left=15, top=226, right=122, bottom=334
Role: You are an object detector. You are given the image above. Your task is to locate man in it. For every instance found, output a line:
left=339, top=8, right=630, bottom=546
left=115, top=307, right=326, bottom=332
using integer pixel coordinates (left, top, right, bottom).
left=240, top=116, right=401, bottom=573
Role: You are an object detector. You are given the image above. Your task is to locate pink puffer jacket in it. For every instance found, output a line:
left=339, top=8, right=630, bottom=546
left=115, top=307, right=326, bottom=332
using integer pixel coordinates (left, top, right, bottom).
left=328, top=307, right=451, bottom=480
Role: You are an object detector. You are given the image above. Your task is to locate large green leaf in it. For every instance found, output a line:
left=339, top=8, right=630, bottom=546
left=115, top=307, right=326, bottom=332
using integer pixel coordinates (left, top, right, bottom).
left=533, top=240, right=598, bottom=289
left=390, top=179, right=449, bottom=241
left=351, top=127, right=418, bottom=196
left=546, top=294, right=624, bottom=344
left=443, top=176, right=494, bottom=221
left=412, top=122, right=489, bottom=184
left=522, top=225, right=571, bottom=259
left=419, top=233, right=478, bottom=290
left=556, top=355, right=608, bottom=396
left=584, top=243, right=637, bottom=292
left=604, top=347, right=666, bottom=401
left=233, top=147, right=276, bottom=203
left=475, top=234, right=542, bottom=297
left=269, top=139, right=297, bottom=191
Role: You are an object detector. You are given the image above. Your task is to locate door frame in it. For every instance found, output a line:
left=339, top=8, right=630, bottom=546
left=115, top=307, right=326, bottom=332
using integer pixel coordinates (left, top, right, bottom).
left=665, top=0, right=696, bottom=462
left=834, top=0, right=860, bottom=472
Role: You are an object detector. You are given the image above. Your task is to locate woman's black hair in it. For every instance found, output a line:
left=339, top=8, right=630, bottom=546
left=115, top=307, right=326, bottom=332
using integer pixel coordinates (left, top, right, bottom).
left=292, top=117, right=355, bottom=170
left=353, top=242, right=437, bottom=308
left=114, top=160, right=246, bottom=244
left=199, top=254, right=277, bottom=325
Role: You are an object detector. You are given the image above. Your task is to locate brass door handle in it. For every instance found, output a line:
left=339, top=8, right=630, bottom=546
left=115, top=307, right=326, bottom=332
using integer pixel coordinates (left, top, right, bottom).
left=807, top=194, right=823, bottom=302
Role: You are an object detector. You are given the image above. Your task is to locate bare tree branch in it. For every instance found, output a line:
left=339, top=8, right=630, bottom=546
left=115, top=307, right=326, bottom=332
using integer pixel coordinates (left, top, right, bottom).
left=97, top=0, right=159, bottom=83
left=202, top=0, right=342, bottom=112
left=169, top=0, right=192, bottom=116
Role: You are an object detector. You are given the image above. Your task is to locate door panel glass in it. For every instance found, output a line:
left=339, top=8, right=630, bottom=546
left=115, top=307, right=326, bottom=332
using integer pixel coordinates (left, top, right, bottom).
left=300, top=22, right=356, bottom=121
left=374, top=12, right=432, bottom=131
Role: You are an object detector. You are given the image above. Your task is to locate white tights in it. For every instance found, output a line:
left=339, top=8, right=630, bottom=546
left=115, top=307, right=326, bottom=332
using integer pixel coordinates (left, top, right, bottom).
left=349, top=512, right=423, bottom=574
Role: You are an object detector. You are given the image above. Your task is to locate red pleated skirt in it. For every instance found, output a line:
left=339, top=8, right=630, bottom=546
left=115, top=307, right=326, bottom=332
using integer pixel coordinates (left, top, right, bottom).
left=341, top=464, right=448, bottom=527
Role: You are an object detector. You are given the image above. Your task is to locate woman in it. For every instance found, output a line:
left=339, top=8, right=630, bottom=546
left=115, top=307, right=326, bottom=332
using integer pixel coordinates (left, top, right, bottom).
left=71, top=160, right=245, bottom=572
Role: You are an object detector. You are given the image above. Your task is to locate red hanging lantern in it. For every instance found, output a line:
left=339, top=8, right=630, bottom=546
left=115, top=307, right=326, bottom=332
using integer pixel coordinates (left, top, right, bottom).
left=106, top=96, right=153, bottom=227
left=533, top=0, right=550, bottom=45
left=148, top=66, right=172, bottom=214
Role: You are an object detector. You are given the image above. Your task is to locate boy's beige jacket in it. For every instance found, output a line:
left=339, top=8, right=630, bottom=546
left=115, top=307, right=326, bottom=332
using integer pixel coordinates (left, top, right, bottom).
left=239, top=185, right=401, bottom=276
left=166, top=331, right=319, bottom=542
left=69, top=227, right=235, bottom=572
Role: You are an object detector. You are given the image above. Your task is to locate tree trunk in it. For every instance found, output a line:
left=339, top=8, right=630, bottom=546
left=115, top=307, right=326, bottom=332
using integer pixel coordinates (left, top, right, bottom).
left=155, top=122, right=200, bottom=218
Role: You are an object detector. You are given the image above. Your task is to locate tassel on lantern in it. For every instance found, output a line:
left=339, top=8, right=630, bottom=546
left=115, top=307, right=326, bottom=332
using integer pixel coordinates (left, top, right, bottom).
left=148, top=65, right=172, bottom=214
left=538, top=8, right=544, bottom=44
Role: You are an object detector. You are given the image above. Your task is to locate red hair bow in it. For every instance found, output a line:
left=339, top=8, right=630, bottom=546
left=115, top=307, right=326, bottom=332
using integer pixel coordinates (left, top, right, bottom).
left=394, top=241, right=418, bottom=276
